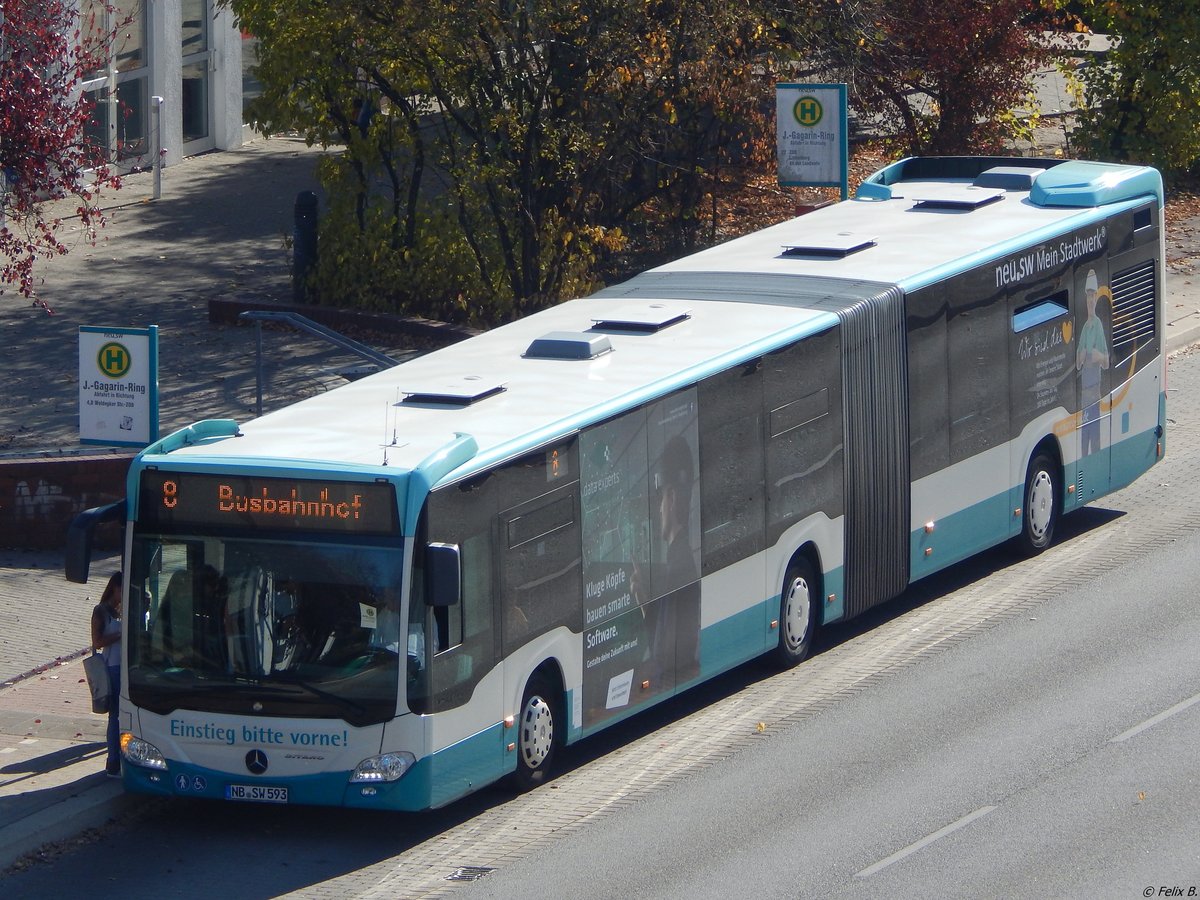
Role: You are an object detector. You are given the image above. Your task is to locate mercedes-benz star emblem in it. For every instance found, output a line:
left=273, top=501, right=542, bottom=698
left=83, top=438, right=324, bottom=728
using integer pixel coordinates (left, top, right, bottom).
left=245, top=749, right=269, bottom=775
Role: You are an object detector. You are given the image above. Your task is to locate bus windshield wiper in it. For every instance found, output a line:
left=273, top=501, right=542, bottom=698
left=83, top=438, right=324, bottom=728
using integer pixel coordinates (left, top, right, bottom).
left=161, top=675, right=265, bottom=694
left=254, top=678, right=367, bottom=715
left=155, top=672, right=366, bottom=715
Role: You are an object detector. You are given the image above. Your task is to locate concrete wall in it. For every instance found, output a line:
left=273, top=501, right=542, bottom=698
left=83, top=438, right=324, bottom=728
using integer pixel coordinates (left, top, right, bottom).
left=0, top=454, right=133, bottom=550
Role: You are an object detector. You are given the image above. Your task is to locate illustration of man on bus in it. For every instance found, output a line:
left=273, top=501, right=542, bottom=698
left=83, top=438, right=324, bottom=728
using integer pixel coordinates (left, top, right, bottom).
left=1076, top=267, right=1111, bottom=457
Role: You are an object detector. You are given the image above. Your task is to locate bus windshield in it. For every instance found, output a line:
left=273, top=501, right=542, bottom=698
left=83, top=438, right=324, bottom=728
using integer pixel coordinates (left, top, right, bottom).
left=127, top=534, right=404, bottom=727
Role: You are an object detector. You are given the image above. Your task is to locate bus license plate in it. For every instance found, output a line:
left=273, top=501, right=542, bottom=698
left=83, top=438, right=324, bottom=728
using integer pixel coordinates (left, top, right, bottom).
left=225, top=783, right=288, bottom=804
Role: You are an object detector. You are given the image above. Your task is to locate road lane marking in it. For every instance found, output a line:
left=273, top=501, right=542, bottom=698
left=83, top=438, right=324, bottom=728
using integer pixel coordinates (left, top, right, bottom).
left=854, top=806, right=997, bottom=878
left=1109, top=691, right=1200, bottom=743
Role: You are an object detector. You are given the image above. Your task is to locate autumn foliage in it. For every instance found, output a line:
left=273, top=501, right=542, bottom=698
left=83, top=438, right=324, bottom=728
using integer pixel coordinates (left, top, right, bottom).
left=1061, top=0, right=1200, bottom=174
left=232, top=0, right=792, bottom=326
left=231, top=0, right=1066, bottom=322
left=823, top=0, right=1049, bottom=155
left=0, top=0, right=121, bottom=306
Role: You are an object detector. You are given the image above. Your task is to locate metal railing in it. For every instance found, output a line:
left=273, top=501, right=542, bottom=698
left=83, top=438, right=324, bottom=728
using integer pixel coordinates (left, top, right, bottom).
left=239, top=310, right=402, bottom=417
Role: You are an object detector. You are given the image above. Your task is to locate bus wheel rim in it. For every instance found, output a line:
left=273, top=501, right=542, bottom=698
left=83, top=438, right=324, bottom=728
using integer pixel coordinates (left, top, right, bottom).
left=784, top=576, right=811, bottom=650
left=1029, top=470, right=1054, bottom=539
left=520, top=695, right=553, bottom=768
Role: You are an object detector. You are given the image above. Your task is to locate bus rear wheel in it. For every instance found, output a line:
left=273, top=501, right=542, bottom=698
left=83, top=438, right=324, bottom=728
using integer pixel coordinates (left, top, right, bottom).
left=771, top=557, right=817, bottom=669
left=1019, top=451, right=1060, bottom=555
left=511, top=672, right=560, bottom=792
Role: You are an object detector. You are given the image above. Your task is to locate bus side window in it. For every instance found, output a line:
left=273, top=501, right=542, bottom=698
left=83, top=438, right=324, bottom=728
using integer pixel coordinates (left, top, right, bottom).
left=421, top=477, right=499, bottom=712
left=948, top=283, right=1010, bottom=462
left=907, top=285, right=951, bottom=479
left=698, top=359, right=766, bottom=575
left=763, top=330, right=844, bottom=544
left=434, top=532, right=491, bottom=655
left=499, top=485, right=580, bottom=657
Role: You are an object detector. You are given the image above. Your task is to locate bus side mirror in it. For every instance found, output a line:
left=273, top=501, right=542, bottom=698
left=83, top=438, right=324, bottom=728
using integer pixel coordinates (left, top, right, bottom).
left=65, top=500, right=126, bottom=584
left=425, top=542, right=461, bottom=608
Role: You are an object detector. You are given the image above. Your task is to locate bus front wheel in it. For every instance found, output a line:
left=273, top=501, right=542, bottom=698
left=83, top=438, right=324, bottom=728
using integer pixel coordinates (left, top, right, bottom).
left=511, top=672, right=561, bottom=792
left=771, top=557, right=818, bottom=669
left=1019, top=451, right=1060, bottom=555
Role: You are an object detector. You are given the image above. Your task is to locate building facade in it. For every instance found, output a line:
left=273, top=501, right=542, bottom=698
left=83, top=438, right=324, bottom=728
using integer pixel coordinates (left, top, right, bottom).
left=80, top=0, right=251, bottom=171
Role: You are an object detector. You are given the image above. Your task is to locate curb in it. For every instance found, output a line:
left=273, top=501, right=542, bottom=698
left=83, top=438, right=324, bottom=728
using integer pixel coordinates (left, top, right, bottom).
left=0, top=774, right=137, bottom=873
left=0, top=647, right=91, bottom=694
left=1167, top=322, right=1200, bottom=357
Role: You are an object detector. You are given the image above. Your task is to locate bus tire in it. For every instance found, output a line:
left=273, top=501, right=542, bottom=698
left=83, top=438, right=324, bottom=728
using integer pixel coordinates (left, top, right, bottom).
left=1019, top=450, right=1060, bottom=555
left=770, top=557, right=818, bottom=669
left=511, top=672, right=561, bottom=792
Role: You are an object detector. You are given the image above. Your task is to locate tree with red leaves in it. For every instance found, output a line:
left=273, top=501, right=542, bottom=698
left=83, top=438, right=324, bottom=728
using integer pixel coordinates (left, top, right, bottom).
left=822, top=0, right=1049, bottom=155
left=0, top=0, right=122, bottom=308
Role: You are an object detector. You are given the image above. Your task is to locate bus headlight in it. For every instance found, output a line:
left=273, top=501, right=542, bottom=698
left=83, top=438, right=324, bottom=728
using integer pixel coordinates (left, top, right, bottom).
left=350, top=751, right=415, bottom=783
left=120, top=733, right=168, bottom=770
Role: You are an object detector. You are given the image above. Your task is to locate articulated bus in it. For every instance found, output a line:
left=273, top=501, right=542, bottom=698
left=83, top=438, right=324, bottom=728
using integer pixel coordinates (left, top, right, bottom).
left=68, top=155, right=1166, bottom=810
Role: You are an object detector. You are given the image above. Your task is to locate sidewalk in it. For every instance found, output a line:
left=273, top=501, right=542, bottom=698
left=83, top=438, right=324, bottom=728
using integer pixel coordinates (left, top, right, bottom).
left=0, top=546, right=126, bottom=872
left=0, top=135, right=415, bottom=872
left=0, top=135, right=420, bottom=458
left=0, top=654, right=132, bottom=872
left=3, top=136, right=1200, bottom=875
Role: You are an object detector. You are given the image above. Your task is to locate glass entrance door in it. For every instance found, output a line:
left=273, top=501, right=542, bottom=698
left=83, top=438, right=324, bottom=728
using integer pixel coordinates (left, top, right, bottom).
left=81, top=0, right=149, bottom=167
left=181, top=0, right=212, bottom=151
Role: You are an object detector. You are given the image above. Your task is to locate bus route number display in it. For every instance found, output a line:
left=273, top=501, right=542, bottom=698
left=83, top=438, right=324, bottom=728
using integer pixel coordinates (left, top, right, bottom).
left=139, top=471, right=398, bottom=535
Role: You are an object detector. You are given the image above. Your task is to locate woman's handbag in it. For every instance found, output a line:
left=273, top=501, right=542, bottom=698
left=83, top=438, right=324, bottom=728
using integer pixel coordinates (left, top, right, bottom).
left=83, top=652, right=110, bottom=715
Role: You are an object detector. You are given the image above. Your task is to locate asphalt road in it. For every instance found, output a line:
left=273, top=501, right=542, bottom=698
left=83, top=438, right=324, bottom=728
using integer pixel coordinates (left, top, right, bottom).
left=463, top=531, right=1200, bottom=900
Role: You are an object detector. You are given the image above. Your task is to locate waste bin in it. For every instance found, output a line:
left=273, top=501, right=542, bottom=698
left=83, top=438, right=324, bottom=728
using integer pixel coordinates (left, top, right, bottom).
left=292, top=190, right=318, bottom=303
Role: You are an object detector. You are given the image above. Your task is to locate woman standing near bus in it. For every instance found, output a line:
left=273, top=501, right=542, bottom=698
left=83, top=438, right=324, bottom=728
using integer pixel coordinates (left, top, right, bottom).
left=91, top=571, right=123, bottom=777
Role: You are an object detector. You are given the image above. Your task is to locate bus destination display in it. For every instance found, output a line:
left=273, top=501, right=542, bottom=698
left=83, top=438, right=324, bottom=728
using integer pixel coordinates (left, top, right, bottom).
left=139, top=471, right=398, bottom=535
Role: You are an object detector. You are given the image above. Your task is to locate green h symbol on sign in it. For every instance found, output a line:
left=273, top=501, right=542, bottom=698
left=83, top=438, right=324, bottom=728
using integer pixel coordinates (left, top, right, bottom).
left=97, top=341, right=131, bottom=379
left=793, top=96, right=823, bottom=127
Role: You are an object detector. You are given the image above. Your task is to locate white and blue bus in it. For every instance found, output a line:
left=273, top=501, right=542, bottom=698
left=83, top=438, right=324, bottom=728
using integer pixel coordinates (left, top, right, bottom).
left=68, top=155, right=1166, bottom=810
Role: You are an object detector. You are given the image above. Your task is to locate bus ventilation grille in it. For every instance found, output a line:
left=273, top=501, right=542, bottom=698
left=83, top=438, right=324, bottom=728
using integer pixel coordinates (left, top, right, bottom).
left=1111, top=259, right=1157, bottom=353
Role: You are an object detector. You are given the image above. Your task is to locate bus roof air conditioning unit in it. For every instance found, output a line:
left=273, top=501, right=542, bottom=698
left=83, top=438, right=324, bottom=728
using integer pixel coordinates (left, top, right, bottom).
left=523, top=331, right=614, bottom=360
left=973, top=166, right=1046, bottom=191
